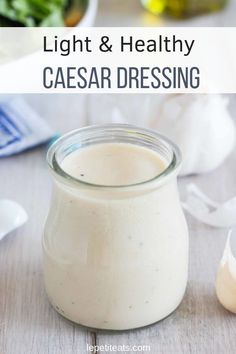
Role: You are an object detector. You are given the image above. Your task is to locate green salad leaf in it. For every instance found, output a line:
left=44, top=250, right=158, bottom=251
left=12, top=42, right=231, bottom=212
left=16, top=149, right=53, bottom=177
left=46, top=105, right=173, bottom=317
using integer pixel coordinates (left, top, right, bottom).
left=0, top=0, right=70, bottom=26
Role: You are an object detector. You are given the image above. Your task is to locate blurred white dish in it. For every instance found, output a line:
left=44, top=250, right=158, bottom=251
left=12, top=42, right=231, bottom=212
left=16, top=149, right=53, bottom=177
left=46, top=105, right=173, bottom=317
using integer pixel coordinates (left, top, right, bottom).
left=0, top=199, right=28, bottom=240
left=78, top=0, right=98, bottom=27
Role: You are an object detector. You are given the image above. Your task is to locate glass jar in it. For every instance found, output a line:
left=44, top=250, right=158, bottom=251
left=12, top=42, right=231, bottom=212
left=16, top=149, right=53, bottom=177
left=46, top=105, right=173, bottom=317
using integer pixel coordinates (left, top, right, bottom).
left=141, top=0, right=228, bottom=18
left=43, top=124, right=189, bottom=330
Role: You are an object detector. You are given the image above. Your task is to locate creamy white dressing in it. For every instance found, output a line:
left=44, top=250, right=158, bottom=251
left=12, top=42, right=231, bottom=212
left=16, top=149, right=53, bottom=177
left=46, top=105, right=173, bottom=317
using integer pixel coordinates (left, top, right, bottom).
left=43, top=142, right=188, bottom=330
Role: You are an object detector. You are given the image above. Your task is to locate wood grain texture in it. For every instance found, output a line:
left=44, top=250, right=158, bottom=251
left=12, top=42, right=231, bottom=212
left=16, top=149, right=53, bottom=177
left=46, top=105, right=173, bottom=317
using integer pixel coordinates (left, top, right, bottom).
left=0, top=2, right=236, bottom=352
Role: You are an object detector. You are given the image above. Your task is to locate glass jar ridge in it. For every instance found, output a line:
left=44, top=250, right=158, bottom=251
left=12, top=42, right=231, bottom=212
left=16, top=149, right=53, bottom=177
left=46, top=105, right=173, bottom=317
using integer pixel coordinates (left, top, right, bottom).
left=47, top=123, right=182, bottom=190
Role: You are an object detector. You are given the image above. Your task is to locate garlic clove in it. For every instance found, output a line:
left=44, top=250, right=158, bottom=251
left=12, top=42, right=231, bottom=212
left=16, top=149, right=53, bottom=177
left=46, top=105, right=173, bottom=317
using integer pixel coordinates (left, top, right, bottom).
left=216, top=231, right=236, bottom=314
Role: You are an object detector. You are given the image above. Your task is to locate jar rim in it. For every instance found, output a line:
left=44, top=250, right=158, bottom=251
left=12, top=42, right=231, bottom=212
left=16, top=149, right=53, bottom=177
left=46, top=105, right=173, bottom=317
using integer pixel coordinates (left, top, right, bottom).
left=47, top=124, right=182, bottom=189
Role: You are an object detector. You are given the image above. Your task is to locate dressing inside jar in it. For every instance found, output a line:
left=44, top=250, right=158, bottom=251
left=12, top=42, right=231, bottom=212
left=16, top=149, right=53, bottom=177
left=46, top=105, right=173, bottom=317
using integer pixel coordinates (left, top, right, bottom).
left=43, top=124, right=189, bottom=330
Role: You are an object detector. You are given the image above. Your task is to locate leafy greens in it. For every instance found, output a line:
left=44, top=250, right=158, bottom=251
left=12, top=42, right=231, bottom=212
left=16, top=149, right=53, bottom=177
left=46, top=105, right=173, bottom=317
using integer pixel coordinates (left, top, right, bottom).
left=0, top=0, right=70, bottom=26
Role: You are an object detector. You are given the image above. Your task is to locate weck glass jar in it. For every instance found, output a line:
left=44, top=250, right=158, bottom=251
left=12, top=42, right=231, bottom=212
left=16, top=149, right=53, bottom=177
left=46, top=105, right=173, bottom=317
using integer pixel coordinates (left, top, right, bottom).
left=42, top=124, right=189, bottom=330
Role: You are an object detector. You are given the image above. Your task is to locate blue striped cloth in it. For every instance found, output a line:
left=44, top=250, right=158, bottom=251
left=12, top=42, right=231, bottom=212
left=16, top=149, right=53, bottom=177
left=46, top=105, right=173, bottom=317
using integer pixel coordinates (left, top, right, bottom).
left=0, top=98, right=55, bottom=156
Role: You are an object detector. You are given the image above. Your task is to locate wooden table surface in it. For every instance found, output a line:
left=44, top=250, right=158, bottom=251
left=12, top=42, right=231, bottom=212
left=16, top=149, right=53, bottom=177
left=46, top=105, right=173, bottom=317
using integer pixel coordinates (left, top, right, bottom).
left=1, top=1, right=236, bottom=353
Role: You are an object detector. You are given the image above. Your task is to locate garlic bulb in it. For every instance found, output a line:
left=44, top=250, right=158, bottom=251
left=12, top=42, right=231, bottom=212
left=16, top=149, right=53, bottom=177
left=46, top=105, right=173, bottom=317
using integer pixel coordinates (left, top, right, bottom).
left=216, top=231, right=236, bottom=314
left=88, top=94, right=235, bottom=176
left=150, top=94, right=236, bottom=176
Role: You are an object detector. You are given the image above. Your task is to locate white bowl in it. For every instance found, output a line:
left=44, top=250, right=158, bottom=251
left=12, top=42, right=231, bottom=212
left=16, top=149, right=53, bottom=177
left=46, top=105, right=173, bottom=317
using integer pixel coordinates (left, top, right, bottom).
left=78, top=0, right=98, bottom=27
